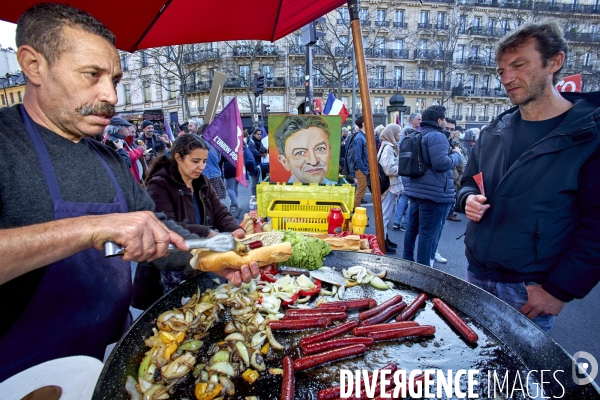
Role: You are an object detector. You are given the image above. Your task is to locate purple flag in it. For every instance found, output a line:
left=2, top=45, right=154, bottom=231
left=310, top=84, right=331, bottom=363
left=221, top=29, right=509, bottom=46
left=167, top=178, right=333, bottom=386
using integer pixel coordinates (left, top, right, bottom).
left=165, top=121, right=175, bottom=141
left=201, top=98, right=248, bottom=187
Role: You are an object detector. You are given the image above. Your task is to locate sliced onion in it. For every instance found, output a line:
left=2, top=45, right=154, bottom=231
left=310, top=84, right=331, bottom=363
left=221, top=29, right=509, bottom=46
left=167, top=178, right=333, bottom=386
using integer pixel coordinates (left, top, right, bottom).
left=235, top=341, right=250, bottom=366
left=224, top=332, right=245, bottom=341
left=219, top=375, right=235, bottom=396
left=207, top=361, right=235, bottom=376
left=265, top=326, right=284, bottom=350
left=251, top=350, right=266, bottom=371
left=370, top=276, right=389, bottom=290
left=250, top=332, right=267, bottom=347
left=125, top=376, right=142, bottom=400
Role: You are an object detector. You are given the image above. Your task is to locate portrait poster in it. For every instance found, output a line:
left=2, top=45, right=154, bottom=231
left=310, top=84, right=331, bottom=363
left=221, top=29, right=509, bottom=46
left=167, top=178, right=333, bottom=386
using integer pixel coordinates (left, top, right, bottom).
left=268, top=115, right=341, bottom=184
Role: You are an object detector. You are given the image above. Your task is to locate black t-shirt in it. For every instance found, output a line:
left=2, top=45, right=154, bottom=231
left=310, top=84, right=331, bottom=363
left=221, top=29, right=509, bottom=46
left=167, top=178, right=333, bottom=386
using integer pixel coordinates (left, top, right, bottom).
left=508, top=111, right=569, bottom=168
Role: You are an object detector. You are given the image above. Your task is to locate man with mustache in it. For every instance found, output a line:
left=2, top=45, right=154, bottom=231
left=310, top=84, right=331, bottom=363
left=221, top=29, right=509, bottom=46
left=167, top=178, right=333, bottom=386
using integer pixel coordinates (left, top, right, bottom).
left=274, top=115, right=335, bottom=184
left=0, top=3, right=259, bottom=382
left=458, top=21, right=600, bottom=331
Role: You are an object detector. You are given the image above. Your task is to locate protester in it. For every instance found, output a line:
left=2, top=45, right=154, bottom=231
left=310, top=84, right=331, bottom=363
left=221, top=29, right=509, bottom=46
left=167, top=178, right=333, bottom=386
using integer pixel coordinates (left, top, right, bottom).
left=274, top=115, right=335, bottom=184
left=458, top=20, right=600, bottom=332
left=223, top=140, right=256, bottom=217
left=402, top=112, right=422, bottom=135
left=378, top=124, right=403, bottom=254
left=0, top=3, right=259, bottom=382
left=141, top=120, right=168, bottom=163
left=445, top=118, right=462, bottom=223
left=247, top=127, right=267, bottom=195
left=392, top=127, right=417, bottom=232
left=139, top=134, right=249, bottom=303
left=346, top=115, right=369, bottom=207
left=196, top=123, right=227, bottom=200
left=106, top=116, right=146, bottom=183
left=402, top=105, right=462, bottom=267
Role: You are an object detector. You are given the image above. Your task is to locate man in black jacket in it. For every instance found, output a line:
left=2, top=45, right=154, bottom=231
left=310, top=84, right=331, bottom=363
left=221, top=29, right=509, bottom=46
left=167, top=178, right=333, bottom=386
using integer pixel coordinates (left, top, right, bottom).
left=457, top=21, right=600, bottom=332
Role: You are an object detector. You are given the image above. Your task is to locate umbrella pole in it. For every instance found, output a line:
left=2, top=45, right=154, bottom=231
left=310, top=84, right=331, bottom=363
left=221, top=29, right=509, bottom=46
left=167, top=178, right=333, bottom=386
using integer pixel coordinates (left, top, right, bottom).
left=348, top=0, right=386, bottom=253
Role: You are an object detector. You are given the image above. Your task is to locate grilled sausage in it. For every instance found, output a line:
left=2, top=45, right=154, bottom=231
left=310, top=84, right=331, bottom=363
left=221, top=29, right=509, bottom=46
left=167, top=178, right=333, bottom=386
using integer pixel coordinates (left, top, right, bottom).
left=318, top=298, right=377, bottom=310
left=300, top=321, right=359, bottom=347
left=352, top=321, right=419, bottom=336
left=301, top=337, right=374, bottom=355
left=269, top=317, right=331, bottom=330
left=280, top=356, right=294, bottom=400
left=432, top=298, right=479, bottom=344
left=358, top=295, right=403, bottom=320
left=293, top=344, right=366, bottom=371
left=317, top=363, right=398, bottom=400
left=396, top=293, right=428, bottom=321
left=285, top=311, right=348, bottom=321
left=360, top=302, right=407, bottom=326
left=367, top=325, right=436, bottom=342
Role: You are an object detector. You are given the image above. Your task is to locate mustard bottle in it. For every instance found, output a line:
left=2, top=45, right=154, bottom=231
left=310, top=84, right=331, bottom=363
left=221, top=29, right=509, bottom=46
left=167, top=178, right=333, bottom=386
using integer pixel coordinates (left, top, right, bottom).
left=351, top=207, right=368, bottom=234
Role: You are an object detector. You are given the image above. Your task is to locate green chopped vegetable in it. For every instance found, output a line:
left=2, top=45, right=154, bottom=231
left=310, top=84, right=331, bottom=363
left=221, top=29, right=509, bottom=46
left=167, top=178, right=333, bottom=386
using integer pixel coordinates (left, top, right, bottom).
left=279, top=230, right=331, bottom=270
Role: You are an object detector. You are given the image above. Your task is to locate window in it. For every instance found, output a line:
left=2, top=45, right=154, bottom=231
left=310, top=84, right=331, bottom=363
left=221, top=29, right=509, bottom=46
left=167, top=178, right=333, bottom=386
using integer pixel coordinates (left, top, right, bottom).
left=375, top=66, right=385, bottom=85
left=456, top=45, right=466, bottom=62
left=468, top=104, right=476, bottom=116
left=376, top=9, right=386, bottom=23
left=1, top=94, right=4, bottom=105
left=493, top=105, right=500, bottom=118
left=435, top=40, right=444, bottom=52
left=373, top=97, right=385, bottom=112
left=394, top=67, right=403, bottom=84
left=459, top=15, right=467, bottom=32
left=482, top=75, right=490, bottom=89
left=418, top=68, right=427, bottom=83
left=487, top=18, right=496, bottom=30
left=239, top=65, right=250, bottom=83
left=121, top=53, right=129, bottom=71
left=584, top=53, right=592, bottom=67
left=420, top=11, right=429, bottom=24
left=123, top=84, right=131, bottom=104
left=473, top=17, right=481, bottom=27
left=591, top=25, right=598, bottom=35
left=376, top=37, right=386, bottom=49
left=418, top=39, right=428, bottom=50
left=17, top=91, right=22, bottom=103
left=395, top=39, right=404, bottom=50
left=264, top=65, right=274, bottom=80
left=470, top=46, right=479, bottom=59
left=394, top=10, right=404, bottom=24
left=143, top=81, right=151, bottom=103
left=454, top=73, right=464, bottom=86
left=468, top=74, right=477, bottom=88
left=416, top=98, right=426, bottom=112
left=453, top=103, right=461, bottom=117
left=501, top=19, right=510, bottom=33
left=295, top=65, right=304, bottom=79
left=481, top=104, right=488, bottom=117
left=433, top=69, right=442, bottom=84
left=338, top=8, right=349, bottom=24
left=166, top=47, right=175, bottom=62
left=168, top=79, right=177, bottom=99
left=313, top=65, right=321, bottom=82
left=209, top=69, right=215, bottom=80
left=10, top=92, right=14, bottom=104
left=485, top=47, right=493, bottom=63
left=359, top=8, right=369, bottom=22
left=437, top=12, right=446, bottom=27
left=140, top=51, right=149, bottom=68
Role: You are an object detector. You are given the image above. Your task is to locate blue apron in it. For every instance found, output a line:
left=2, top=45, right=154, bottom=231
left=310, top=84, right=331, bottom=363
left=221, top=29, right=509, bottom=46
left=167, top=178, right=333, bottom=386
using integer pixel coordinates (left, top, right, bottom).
left=0, top=106, right=132, bottom=382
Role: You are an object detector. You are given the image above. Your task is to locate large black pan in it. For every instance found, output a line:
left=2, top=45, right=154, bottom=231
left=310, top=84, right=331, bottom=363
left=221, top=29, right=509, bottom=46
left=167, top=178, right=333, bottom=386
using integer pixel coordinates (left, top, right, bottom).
left=93, top=251, right=600, bottom=399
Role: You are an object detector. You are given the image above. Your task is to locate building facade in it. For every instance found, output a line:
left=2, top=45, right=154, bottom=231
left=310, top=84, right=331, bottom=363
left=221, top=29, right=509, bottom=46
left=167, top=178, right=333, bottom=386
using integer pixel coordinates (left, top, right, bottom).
left=0, top=72, right=25, bottom=109
left=115, top=0, right=600, bottom=129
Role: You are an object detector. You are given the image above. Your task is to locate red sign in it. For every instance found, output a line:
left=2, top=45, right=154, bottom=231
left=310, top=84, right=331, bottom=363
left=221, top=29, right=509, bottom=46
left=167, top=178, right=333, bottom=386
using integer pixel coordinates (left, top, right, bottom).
left=313, top=98, right=323, bottom=113
left=555, top=74, right=581, bottom=92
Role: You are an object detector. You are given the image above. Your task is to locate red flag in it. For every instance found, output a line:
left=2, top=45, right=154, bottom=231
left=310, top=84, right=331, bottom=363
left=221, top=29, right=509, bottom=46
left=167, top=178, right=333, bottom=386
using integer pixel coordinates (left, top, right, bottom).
left=556, top=74, right=581, bottom=92
left=200, top=98, right=248, bottom=187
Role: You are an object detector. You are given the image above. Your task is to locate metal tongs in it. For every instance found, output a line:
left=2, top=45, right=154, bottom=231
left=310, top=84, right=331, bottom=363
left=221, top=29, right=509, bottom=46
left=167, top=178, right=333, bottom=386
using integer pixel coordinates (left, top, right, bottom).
left=104, top=233, right=236, bottom=257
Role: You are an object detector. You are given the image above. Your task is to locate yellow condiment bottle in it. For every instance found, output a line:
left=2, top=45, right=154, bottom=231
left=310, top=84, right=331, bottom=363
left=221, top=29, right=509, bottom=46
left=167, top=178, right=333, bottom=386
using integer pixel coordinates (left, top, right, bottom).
left=351, top=207, right=368, bottom=234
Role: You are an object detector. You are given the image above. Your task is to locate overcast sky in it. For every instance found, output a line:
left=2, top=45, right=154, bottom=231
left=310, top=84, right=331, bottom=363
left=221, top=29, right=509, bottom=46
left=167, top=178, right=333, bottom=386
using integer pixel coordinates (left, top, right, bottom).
left=0, top=20, right=17, bottom=49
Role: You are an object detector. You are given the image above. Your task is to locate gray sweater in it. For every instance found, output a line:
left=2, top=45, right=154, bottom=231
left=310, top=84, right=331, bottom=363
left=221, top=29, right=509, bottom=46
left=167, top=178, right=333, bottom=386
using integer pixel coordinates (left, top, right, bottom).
left=0, top=106, right=194, bottom=337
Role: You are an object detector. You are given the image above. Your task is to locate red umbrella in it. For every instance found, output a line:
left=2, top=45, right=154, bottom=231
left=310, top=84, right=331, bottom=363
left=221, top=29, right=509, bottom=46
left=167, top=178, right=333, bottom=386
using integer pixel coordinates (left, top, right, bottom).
left=1, top=0, right=347, bottom=52
left=0, top=0, right=387, bottom=252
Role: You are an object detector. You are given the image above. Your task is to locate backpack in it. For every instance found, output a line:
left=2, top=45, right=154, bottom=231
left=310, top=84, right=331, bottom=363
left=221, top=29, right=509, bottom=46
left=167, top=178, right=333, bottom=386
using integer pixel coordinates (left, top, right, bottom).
left=342, top=132, right=358, bottom=176
left=398, top=131, right=428, bottom=177
left=367, top=144, right=391, bottom=195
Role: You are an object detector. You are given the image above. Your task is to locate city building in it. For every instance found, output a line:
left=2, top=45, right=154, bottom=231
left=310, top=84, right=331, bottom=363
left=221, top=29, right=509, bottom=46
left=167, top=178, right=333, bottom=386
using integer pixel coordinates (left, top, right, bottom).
left=0, top=72, right=25, bottom=109
left=115, top=0, right=600, bottom=129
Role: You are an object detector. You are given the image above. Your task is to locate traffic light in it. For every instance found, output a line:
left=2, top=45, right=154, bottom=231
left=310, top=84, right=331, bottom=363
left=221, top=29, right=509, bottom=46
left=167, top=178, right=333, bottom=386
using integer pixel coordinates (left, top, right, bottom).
left=253, top=73, right=265, bottom=97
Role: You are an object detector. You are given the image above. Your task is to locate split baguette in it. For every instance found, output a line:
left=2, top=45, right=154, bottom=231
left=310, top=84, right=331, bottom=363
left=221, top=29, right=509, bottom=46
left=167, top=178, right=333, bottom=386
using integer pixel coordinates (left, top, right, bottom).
left=190, top=242, right=293, bottom=272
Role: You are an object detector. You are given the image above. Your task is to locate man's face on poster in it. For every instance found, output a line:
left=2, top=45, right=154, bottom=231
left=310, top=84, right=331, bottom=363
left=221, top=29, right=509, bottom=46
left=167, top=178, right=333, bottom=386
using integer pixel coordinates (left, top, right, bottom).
left=278, top=127, right=331, bottom=183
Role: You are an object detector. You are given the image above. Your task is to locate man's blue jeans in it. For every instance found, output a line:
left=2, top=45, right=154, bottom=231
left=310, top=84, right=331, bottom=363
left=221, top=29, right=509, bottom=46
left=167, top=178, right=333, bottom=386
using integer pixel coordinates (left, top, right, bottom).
left=431, top=202, right=453, bottom=260
left=393, top=192, right=410, bottom=229
left=402, top=197, right=448, bottom=265
left=466, top=269, right=554, bottom=332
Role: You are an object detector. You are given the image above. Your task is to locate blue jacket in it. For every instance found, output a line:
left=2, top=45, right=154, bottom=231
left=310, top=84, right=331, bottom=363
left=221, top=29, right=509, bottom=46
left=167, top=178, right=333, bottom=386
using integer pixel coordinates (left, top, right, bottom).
left=457, top=91, right=600, bottom=302
left=352, top=131, right=369, bottom=175
left=404, top=121, right=462, bottom=203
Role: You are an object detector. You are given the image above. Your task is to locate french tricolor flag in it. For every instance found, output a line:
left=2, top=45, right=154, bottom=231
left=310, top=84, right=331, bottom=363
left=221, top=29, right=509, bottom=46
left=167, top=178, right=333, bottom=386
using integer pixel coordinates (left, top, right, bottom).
left=323, top=93, right=349, bottom=124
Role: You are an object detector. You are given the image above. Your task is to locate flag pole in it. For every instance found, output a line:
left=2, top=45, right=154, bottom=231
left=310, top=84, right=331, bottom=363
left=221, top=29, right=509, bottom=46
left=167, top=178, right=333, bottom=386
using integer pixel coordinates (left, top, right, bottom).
left=347, top=0, right=386, bottom=253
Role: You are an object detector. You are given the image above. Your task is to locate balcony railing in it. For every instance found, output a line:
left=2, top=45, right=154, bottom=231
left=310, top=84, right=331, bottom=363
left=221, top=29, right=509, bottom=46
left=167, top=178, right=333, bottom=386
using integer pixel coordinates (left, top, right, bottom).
left=334, top=47, right=411, bottom=59
left=288, top=77, right=450, bottom=91
left=373, top=108, right=386, bottom=114
left=418, top=22, right=433, bottom=29
left=233, top=45, right=279, bottom=57
left=479, top=116, right=490, bottom=121
left=183, top=49, right=220, bottom=63
left=534, top=2, right=600, bottom=13
left=564, top=62, right=599, bottom=72
left=360, top=19, right=371, bottom=26
left=458, top=0, right=534, bottom=10
left=452, top=86, right=508, bottom=97
left=423, top=0, right=455, bottom=3
left=393, top=21, right=408, bottom=28
left=452, top=114, right=463, bottom=120
left=455, top=58, right=467, bottom=64
left=375, top=20, right=390, bottom=27
left=288, top=45, right=304, bottom=55
left=337, top=18, right=350, bottom=25
left=465, top=116, right=478, bottom=121
left=466, top=57, right=497, bottom=67
left=187, top=77, right=285, bottom=92
left=564, top=32, right=600, bottom=42
left=435, top=23, right=449, bottom=30
left=414, top=49, right=453, bottom=60
left=469, top=26, right=511, bottom=37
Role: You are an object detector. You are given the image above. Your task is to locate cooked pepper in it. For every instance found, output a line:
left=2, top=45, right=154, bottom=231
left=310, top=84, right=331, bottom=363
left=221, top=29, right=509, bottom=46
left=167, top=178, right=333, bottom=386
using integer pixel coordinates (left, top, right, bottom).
left=265, top=263, right=279, bottom=275
left=194, top=382, right=223, bottom=400
left=242, top=368, right=260, bottom=384
left=138, top=350, right=153, bottom=379
left=281, top=291, right=300, bottom=306
left=299, top=279, right=322, bottom=297
left=178, top=340, right=203, bottom=351
left=260, top=343, right=270, bottom=354
left=164, top=342, right=178, bottom=360
left=260, top=271, right=276, bottom=283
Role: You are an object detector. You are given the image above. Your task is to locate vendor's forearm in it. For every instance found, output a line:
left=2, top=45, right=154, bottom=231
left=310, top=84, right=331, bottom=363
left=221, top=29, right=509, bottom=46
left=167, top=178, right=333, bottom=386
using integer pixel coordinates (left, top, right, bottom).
left=0, top=217, right=95, bottom=285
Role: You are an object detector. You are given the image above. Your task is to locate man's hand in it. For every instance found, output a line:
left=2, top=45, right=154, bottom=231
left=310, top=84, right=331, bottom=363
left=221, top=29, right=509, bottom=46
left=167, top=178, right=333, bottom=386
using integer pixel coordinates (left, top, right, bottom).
left=231, top=228, right=246, bottom=239
left=90, top=211, right=188, bottom=262
left=465, top=194, right=490, bottom=222
left=451, top=147, right=462, bottom=154
left=160, top=134, right=171, bottom=144
left=213, top=262, right=260, bottom=287
left=520, top=284, right=565, bottom=319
